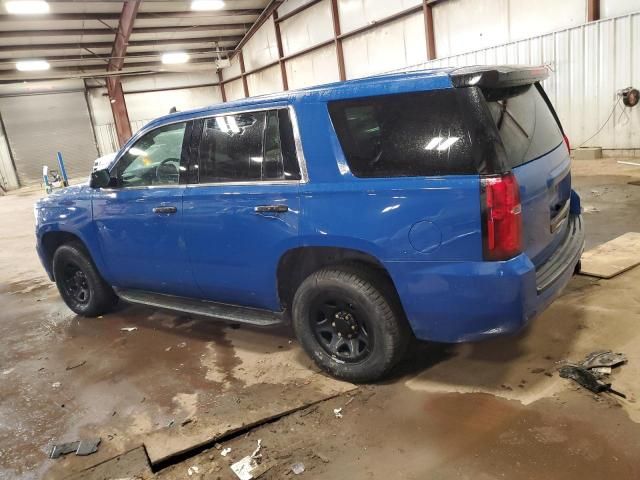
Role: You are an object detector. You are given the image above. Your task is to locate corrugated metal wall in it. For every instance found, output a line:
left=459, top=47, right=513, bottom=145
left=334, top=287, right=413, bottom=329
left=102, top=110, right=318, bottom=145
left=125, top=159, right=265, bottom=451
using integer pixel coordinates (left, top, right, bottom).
left=0, top=116, right=19, bottom=191
left=220, top=0, right=639, bottom=151
left=398, top=11, right=640, bottom=149
left=0, top=92, right=99, bottom=185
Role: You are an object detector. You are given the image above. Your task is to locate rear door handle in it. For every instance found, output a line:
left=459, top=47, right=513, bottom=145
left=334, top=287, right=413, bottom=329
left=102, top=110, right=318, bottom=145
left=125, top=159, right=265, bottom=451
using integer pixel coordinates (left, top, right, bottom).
left=152, top=206, right=178, bottom=215
left=254, top=205, right=288, bottom=213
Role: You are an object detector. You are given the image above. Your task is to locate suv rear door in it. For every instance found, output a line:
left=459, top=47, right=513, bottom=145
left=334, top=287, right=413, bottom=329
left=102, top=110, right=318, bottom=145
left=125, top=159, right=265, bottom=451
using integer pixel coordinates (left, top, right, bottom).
left=182, top=107, right=302, bottom=311
left=482, top=83, right=571, bottom=267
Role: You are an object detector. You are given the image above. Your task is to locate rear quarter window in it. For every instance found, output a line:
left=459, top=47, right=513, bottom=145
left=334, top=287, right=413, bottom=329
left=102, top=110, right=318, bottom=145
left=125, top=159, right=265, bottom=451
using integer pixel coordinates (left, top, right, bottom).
left=483, top=83, right=564, bottom=169
left=328, top=89, right=499, bottom=178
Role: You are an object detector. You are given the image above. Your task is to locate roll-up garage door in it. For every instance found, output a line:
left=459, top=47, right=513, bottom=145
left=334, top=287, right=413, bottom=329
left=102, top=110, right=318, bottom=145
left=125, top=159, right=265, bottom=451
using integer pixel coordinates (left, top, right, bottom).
left=0, top=92, right=98, bottom=185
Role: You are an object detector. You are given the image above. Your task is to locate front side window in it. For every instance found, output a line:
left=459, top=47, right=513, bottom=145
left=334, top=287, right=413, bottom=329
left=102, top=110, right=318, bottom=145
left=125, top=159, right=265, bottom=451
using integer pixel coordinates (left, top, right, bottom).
left=197, top=108, right=301, bottom=183
left=113, top=122, right=188, bottom=188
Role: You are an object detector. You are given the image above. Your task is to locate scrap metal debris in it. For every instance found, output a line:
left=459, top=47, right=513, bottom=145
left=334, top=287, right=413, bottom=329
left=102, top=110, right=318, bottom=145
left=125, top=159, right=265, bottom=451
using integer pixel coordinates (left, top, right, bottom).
left=250, top=439, right=262, bottom=460
left=559, top=366, right=626, bottom=398
left=592, top=367, right=612, bottom=375
left=120, top=327, right=138, bottom=332
left=231, top=456, right=256, bottom=480
left=291, top=462, right=305, bottom=475
left=230, top=440, right=263, bottom=480
left=581, top=350, right=627, bottom=370
left=187, top=465, right=199, bottom=476
left=49, top=438, right=101, bottom=459
left=559, top=350, right=627, bottom=398
left=65, top=360, right=86, bottom=370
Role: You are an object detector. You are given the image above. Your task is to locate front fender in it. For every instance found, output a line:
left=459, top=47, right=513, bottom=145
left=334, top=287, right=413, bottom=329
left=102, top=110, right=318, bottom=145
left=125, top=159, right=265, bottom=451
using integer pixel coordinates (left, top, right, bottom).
left=35, top=190, right=109, bottom=283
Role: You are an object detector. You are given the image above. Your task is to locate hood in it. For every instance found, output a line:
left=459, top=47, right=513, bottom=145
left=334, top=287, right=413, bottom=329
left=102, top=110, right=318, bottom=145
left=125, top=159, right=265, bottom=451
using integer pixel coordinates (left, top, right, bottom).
left=35, top=183, right=91, bottom=208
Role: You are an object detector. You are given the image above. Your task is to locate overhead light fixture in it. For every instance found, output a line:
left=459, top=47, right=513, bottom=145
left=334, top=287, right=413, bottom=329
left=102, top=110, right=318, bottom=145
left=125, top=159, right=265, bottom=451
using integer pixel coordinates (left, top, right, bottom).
left=15, top=59, right=50, bottom=71
left=191, top=0, right=225, bottom=11
left=5, top=1, right=50, bottom=14
left=161, top=52, right=190, bottom=64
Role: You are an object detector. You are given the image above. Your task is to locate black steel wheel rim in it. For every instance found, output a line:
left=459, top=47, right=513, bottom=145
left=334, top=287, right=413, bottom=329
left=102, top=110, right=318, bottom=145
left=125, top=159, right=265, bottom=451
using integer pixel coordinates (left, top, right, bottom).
left=61, top=263, right=91, bottom=306
left=310, top=292, right=373, bottom=363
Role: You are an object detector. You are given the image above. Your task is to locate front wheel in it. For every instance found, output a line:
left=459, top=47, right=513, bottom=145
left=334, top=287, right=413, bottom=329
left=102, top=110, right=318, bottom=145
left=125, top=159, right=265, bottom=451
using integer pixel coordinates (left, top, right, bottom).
left=292, top=266, right=410, bottom=383
left=53, top=242, right=117, bottom=317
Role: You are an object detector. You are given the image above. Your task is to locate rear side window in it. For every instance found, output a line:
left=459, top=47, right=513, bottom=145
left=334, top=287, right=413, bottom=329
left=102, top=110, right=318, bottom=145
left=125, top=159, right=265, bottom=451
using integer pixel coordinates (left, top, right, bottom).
left=328, top=89, right=485, bottom=178
left=197, top=108, right=301, bottom=183
left=483, top=83, right=563, bottom=169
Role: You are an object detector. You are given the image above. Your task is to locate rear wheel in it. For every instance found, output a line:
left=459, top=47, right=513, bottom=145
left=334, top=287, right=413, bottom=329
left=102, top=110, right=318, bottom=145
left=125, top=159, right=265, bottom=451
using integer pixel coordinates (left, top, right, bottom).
left=53, top=242, right=117, bottom=316
left=292, top=265, right=410, bottom=383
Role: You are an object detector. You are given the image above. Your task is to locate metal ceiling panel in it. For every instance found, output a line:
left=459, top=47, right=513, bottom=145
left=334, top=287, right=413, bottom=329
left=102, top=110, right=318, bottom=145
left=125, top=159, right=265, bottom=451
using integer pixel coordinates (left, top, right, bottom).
left=0, top=0, right=271, bottom=81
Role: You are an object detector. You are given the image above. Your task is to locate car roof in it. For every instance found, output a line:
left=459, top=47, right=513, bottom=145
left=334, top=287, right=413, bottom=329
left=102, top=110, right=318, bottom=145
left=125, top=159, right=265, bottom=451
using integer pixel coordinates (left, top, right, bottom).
left=144, top=66, right=456, bottom=130
left=143, top=64, right=549, bottom=131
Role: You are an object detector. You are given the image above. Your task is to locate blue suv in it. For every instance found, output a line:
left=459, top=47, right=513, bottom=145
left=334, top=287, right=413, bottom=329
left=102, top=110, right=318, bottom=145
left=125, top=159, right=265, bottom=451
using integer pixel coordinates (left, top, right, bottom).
left=35, top=66, right=584, bottom=382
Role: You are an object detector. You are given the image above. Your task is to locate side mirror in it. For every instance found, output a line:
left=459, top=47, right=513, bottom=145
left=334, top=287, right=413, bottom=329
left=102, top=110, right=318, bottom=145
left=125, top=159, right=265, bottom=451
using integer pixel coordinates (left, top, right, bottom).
left=90, top=168, right=111, bottom=189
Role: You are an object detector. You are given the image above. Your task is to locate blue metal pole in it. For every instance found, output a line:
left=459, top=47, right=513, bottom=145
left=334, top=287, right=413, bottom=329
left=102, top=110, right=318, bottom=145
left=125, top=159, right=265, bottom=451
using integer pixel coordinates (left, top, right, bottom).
left=56, top=152, right=69, bottom=187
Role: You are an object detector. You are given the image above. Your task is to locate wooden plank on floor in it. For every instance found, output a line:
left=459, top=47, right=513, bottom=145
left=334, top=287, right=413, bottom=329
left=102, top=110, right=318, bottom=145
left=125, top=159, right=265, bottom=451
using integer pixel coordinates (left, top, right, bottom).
left=144, top=374, right=354, bottom=465
left=580, top=232, right=640, bottom=279
left=64, top=447, right=152, bottom=480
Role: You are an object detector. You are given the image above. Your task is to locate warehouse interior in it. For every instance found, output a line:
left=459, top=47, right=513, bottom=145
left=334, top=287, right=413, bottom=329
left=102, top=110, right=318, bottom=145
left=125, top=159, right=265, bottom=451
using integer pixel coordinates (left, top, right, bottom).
left=1, top=0, right=640, bottom=479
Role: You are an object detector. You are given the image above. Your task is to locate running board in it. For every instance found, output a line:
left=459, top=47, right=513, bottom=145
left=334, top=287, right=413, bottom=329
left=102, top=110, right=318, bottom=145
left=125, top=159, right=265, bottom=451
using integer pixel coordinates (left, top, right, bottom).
left=116, top=289, right=285, bottom=327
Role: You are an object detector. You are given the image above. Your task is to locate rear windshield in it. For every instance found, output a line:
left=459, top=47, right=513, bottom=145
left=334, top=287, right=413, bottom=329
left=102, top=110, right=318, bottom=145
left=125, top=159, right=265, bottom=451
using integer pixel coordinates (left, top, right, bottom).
left=328, top=88, right=499, bottom=178
left=483, top=83, right=564, bottom=169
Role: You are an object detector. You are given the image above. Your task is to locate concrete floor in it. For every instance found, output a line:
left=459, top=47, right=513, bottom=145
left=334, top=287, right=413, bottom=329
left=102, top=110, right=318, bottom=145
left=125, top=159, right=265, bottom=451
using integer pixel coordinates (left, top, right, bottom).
left=1, top=158, right=640, bottom=480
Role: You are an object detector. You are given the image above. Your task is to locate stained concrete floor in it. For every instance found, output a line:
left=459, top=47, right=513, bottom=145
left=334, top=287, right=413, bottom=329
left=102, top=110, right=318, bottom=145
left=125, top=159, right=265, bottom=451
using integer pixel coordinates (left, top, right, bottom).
left=1, top=158, right=640, bottom=480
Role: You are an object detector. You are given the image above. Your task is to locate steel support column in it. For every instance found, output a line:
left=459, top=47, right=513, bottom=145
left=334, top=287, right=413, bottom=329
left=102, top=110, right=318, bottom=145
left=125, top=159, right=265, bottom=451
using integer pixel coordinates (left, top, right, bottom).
left=330, top=0, right=346, bottom=81
left=239, top=50, right=250, bottom=97
left=217, top=70, right=227, bottom=102
left=423, top=0, right=437, bottom=60
left=273, top=10, right=288, bottom=90
left=587, top=0, right=600, bottom=21
left=106, top=77, right=132, bottom=148
left=107, top=0, right=140, bottom=147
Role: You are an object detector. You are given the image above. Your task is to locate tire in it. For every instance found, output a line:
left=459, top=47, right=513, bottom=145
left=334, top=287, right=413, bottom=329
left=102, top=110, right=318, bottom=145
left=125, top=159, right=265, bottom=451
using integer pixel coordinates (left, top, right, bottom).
left=52, top=242, right=117, bottom=317
left=292, top=265, right=410, bottom=383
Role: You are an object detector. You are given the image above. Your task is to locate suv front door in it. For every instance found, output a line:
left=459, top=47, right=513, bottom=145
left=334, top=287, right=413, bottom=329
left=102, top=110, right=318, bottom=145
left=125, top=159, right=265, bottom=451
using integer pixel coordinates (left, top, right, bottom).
left=183, top=107, right=302, bottom=310
left=92, top=120, right=197, bottom=296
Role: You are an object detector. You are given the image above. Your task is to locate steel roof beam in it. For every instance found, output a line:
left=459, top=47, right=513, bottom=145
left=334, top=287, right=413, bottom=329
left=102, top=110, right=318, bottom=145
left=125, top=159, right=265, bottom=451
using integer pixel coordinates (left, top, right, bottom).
left=0, top=37, right=242, bottom=54
left=0, top=9, right=261, bottom=22
left=107, top=0, right=140, bottom=147
left=0, top=25, right=250, bottom=38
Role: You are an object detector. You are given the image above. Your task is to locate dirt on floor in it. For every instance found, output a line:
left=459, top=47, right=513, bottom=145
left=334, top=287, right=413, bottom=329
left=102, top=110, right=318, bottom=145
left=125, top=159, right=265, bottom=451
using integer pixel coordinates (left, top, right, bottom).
left=1, top=158, right=640, bottom=480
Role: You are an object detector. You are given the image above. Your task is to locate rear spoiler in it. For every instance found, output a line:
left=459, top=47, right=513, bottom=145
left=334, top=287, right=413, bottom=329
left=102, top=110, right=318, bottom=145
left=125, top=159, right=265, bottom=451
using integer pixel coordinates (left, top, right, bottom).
left=450, top=65, right=549, bottom=88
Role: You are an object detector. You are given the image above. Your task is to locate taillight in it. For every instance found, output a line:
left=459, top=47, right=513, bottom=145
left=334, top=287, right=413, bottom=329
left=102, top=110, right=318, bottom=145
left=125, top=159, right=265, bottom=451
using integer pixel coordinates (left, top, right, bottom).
left=481, top=172, right=522, bottom=261
left=563, top=134, right=571, bottom=153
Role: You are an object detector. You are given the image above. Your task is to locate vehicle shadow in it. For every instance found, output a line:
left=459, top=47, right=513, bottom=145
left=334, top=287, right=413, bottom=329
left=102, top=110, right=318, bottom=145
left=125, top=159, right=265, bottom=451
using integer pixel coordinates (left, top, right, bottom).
left=76, top=274, right=593, bottom=394
left=389, top=282, right=592, bottom=396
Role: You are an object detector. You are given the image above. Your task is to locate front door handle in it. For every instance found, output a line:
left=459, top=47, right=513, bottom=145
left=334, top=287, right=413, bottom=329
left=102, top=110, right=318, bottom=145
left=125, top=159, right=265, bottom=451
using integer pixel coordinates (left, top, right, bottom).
left=254, top=205, right=288, bottom=213
left=152, top=206, right=178, bottom=215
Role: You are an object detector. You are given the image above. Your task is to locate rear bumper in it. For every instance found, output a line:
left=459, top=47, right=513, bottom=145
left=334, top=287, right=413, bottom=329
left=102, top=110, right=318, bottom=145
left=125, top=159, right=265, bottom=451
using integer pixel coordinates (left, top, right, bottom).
left=535, top=214, right=584, bottom=292
left=386, top=213, right=584, bottom=343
